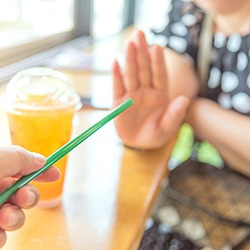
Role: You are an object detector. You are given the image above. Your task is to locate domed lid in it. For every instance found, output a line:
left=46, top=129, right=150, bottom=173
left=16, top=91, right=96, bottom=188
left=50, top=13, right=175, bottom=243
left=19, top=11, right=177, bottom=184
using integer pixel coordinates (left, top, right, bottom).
left=2, top=67, right=81, bottom=113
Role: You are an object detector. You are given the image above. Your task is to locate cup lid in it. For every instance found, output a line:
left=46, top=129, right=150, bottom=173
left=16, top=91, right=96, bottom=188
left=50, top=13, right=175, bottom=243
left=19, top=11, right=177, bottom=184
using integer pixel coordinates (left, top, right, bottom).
left=2, top=67, right=81, bottom=113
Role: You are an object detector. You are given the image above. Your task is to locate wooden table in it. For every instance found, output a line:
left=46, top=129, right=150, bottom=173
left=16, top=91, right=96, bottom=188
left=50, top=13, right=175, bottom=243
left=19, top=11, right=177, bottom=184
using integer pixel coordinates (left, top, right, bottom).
left=2, top=25, right=248, bottom=249
left=0, top=106, right=175, bottom=250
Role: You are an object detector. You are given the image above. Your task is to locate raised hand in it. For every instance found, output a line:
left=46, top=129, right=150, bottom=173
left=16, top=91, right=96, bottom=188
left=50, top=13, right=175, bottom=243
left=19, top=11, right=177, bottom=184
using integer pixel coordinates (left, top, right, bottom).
left=112, top=30, right=189, bottom=149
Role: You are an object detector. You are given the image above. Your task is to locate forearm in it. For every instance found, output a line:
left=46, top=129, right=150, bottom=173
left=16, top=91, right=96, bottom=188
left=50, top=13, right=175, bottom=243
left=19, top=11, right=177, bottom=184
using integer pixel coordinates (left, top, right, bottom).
left=186, top=97, right=250, bottom=177
left=164, top=48, right=199, bottom=101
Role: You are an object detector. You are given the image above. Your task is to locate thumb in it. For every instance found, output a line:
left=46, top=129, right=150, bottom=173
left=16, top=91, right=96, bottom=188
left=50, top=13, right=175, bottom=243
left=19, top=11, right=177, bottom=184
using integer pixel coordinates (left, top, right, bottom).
left=161, top=96, right=190, bottom=135
left=0, top=146, right=46, bottom=179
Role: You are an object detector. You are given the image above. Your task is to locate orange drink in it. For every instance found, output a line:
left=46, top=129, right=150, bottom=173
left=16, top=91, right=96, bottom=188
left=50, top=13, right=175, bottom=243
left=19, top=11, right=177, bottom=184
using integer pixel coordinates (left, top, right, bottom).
left=4, top=68, right=81, bottom=208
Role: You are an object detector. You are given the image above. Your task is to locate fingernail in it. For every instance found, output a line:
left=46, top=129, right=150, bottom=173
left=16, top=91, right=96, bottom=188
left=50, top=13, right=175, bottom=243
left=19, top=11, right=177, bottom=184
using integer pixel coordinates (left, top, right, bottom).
left=7, top=211, right=20, bottom=228
left=26, top=191, right=36, bottom=207
left=32, top=153, right=46, bottom=165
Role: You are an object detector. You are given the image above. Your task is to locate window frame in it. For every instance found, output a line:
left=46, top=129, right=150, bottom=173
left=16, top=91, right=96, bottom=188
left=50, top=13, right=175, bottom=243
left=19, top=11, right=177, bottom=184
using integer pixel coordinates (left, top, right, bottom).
left=123, top=0, right=136, bottom=28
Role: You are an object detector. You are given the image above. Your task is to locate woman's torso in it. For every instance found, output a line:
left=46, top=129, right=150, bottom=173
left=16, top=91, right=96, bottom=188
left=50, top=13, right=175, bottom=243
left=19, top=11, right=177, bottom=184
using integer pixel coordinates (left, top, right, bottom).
left=153, top=0, right=250, bottom=116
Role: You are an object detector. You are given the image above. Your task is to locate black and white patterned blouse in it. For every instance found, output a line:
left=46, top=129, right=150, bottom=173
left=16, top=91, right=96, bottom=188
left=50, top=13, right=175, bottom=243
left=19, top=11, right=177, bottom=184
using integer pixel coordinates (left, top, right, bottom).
left=152, top=0, right=250, bottom=116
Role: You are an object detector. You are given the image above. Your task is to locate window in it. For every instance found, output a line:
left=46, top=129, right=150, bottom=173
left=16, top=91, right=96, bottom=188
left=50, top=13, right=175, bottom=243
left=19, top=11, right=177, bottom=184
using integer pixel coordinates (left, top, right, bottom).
left=0, top=0, right=137, bottom=82
left=0, top=0, right=91, bottom=68
left=92, top=0, right=125, bottom=39
left=0, top=0, right=74, bottom=49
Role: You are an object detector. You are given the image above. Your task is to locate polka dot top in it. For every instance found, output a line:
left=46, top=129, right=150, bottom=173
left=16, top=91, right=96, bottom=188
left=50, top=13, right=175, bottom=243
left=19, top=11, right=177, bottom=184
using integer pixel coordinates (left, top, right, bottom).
left=152, top=0, right=250, bottom=116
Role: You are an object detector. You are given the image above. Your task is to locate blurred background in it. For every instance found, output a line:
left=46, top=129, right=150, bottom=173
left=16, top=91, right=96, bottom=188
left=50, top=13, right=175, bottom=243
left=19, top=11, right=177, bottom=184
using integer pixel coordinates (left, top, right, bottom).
left=0, top=0, right=170, bottom=73
left=0, top=0, right=222, bottom=167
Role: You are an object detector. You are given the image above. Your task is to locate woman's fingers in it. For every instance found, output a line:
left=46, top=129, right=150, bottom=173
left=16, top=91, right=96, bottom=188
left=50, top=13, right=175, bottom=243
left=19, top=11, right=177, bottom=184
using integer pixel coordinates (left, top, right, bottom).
left=150, top=45, right=168, bottom=90
left=113, top=30, right=166, bottom=95
left=161, top=96, right=190, bottom=135
left=0, top=146, right=46, bottom=179
left=112, top=59, right=125, bottom=100
left=124, top=41, right=139, bottom=91
left=134, top=30, right=151, bottom=87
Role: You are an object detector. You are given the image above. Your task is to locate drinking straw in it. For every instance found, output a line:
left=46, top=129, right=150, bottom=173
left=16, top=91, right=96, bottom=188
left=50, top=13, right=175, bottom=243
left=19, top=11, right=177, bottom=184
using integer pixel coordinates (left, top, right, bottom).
left=0, top=98, right=134, bottom=205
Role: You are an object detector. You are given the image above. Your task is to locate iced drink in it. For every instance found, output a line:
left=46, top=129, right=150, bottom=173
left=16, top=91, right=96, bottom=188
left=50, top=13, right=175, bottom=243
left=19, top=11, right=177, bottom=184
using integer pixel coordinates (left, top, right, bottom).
left=4, top=68, right=81, bottom=208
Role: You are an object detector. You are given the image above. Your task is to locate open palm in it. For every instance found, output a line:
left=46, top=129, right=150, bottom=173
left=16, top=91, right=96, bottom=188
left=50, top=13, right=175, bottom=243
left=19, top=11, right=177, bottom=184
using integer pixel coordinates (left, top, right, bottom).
left=112, top=30, right=189, bottom=149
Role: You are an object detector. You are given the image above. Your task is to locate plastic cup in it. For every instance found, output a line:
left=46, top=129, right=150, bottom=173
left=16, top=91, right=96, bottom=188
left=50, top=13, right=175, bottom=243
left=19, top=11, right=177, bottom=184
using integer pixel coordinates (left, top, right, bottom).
left=3, top=67, right=81, bottom=208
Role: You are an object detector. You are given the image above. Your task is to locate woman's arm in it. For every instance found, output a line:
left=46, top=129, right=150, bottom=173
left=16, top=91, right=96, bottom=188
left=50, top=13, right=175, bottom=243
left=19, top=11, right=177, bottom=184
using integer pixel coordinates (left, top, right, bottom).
left=164, top=48, right=199, bottom=101
left=186, top=97, right=250, bottom=177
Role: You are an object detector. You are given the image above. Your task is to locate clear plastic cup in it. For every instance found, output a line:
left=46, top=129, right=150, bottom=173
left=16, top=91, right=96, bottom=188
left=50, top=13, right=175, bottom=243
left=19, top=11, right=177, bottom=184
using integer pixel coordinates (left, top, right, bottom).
left=3, top=67, right=81, bottom=208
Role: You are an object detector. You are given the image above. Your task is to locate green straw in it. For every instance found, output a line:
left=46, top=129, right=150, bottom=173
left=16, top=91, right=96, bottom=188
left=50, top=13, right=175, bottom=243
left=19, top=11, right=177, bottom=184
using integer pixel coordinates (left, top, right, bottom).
left=0, top=98, right=134, bottom=205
